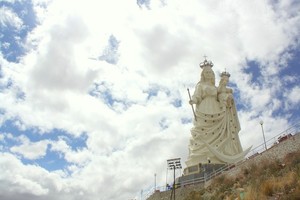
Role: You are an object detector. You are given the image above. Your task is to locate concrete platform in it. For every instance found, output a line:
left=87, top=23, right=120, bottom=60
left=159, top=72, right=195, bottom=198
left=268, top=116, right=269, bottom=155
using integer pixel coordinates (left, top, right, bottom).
left=178, top=163, right=225, bottom=186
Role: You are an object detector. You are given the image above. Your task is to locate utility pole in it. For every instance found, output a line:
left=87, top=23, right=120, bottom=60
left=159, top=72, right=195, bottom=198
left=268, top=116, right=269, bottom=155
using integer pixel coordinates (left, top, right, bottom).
left=167, top=158, right=182, bottom=200
left=154, top=173, right=156, bottom=192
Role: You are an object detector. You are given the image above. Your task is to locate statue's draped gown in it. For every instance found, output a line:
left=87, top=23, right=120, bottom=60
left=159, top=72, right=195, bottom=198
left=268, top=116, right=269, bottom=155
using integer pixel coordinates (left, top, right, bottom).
left=186, top=82, right=250, bottom=167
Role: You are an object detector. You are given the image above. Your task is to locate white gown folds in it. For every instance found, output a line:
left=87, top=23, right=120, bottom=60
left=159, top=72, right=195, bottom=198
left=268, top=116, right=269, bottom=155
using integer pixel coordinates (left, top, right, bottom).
left=186, top=82, right=251, bottom=167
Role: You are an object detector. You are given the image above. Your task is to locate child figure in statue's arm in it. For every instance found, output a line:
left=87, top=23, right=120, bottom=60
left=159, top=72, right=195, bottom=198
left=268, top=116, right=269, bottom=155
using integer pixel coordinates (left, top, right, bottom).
left=217, top=72, right=233, bottom=110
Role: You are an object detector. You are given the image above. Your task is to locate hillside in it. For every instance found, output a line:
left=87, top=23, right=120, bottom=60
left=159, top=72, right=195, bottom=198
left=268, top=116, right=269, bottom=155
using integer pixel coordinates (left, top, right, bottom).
left=197, top=149, right=300, bottom=199
left=147, top=133, right=300, bottom=200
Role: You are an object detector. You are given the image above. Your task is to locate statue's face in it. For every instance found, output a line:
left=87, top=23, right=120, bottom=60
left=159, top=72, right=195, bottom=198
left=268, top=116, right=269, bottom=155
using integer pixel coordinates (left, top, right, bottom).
left=203, top=68, right=214, bottom=79
left=222, top=77, right=229, bottom=84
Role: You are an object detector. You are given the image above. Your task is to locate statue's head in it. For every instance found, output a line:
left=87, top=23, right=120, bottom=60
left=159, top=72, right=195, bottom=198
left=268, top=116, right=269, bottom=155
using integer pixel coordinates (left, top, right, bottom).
left=200, top=59, right=215, bottom=85
left=220, top=71, right=230, bottom=78
left=219, top=71, right=231, bottom=85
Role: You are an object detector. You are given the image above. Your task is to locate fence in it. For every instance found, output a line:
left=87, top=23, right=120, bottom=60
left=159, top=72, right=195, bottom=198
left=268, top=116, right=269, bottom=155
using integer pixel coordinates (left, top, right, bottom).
left=141, top=121, right=300, bottom=200
left=246, top=121, right=300, bottom=158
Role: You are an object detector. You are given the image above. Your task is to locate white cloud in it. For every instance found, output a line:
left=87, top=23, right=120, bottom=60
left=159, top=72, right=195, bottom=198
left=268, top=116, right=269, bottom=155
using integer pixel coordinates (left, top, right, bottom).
left=0, top=152, right=89, bottom=200
left=50, top=138, right=92, bottom=165
left=285, top=86, right=300, bottom=107
left=10, top=136, right=49, bottom=160
left=0, top=6, right=23, bottom=30
left=0, top=153, right=50, bottom=197
left=0, top=0, right=300, bottom=199
left=0, top=134, right=4, bottom=141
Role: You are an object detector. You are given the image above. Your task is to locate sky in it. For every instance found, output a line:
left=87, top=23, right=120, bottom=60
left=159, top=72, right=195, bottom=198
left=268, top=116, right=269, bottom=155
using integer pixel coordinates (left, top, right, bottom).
left=0, top=0, right=300, bottom=199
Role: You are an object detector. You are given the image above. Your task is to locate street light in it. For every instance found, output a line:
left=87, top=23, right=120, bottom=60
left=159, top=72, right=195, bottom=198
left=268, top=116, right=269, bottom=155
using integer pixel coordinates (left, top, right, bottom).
left=260, top=120, right=267, bottom=151
left=167, top=158, right=182, bottom=200
left=154, top=173, right=156, bottom=192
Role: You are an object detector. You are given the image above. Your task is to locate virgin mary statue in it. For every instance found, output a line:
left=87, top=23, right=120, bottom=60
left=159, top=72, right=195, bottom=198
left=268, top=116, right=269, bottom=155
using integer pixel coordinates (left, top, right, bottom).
left=185, top=59, right=251, bottom=173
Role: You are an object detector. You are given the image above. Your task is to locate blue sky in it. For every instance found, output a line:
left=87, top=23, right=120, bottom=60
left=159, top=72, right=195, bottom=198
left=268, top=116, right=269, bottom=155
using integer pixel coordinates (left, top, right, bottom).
left=0, top=0, right=300, bottom=199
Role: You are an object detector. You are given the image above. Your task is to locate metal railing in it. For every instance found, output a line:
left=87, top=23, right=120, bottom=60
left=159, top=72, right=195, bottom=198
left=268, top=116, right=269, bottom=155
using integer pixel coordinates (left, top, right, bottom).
left=246, top=121, right=300, bottom=158
left=141, top=121, right=300, bottom=200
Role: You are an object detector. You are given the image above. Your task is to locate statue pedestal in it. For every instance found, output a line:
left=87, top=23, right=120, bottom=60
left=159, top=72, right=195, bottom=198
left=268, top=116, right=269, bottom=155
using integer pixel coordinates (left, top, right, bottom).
left=183, top=163, right=225, bottom=176
left=183, top=164, right=201, bottom=175
left=178, top=163, right=226, bottom=186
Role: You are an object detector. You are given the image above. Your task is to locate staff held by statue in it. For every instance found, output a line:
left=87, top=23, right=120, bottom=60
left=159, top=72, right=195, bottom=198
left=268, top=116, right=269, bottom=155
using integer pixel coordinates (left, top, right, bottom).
left=187, top=88, right=197, bottom=121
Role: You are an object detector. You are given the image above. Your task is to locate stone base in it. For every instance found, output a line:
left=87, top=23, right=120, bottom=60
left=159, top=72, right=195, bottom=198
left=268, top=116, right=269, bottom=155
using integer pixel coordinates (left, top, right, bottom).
left=183, top=163, right=225, bottom=176
left=178, top=163, right=226, bottom=186
left=183, top=164, right=201, bottom=175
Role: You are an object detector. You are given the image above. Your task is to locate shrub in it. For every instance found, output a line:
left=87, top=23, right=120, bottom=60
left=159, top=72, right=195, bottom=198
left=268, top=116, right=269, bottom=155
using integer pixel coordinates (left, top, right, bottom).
left=261, top=178, right=276, bottom=196
left=284, top=150, right=300, bottom=166
left=244, top=185, right=265, bottom=200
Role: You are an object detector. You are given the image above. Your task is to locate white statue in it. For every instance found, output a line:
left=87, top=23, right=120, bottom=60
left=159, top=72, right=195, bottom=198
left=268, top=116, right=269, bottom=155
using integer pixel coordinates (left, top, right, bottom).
left=185, top=59, right=251, bottom=169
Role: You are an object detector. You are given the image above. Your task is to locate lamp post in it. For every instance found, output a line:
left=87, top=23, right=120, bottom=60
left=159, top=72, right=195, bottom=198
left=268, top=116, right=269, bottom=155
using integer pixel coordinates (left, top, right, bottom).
left=167, top=158, right=182, bottom=200
left=260, top=120, right=267, bottom=151
left=154, top=173, right=156, bottom=192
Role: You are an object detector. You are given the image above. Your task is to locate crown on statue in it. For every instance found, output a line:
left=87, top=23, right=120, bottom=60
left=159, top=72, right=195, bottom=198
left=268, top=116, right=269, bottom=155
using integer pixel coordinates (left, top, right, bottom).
left=199, top=59, right=214, bottom=68
left=220, top=71, right=231, bottom=78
